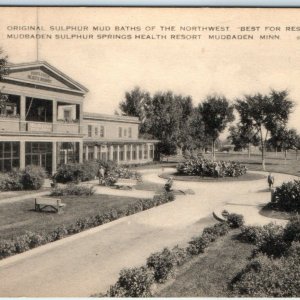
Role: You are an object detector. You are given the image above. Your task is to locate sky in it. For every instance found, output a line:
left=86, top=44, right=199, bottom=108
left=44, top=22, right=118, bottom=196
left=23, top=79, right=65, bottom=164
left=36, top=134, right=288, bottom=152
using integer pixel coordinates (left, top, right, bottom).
left=1, top=7, right=300, bottom=132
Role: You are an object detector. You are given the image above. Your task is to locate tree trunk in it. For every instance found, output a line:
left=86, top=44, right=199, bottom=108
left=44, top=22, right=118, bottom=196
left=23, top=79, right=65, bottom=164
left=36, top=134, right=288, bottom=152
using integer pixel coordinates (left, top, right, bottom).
left=275, top=146, right=277, bottom=157
left=284, top=149, right=287, bottom=164
left=212, top=140, right=216, bottom=161
left=260, top=129, right=266, bottom=171
left=297, top=149, right=299, bottom=161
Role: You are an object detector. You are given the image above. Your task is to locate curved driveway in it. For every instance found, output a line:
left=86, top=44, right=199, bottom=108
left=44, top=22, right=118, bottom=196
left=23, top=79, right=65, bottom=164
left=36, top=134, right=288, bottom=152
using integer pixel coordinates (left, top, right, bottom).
left=0, top=168, right=296, bottom=297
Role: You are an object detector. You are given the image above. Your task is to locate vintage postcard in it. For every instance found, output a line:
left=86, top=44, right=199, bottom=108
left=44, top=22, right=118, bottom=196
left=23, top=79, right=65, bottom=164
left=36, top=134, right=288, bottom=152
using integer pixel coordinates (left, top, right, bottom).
left=0, top=6, right=300, bottom=298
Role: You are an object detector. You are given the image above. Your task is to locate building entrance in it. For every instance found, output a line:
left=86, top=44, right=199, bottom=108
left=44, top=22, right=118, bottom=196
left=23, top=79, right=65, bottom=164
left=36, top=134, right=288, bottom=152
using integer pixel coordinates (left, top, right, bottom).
left=25, top=142, right=52, bottom=174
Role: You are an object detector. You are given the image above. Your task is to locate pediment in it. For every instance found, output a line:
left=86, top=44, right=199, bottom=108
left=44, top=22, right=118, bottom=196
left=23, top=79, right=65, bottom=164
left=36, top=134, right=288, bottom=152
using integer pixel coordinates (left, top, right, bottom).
left=4, top=62, right=88, bottom=94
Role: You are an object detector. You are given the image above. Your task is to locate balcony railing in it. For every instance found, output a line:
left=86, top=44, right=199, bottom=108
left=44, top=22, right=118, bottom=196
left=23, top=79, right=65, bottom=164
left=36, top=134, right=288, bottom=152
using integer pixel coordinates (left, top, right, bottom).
left=0, top=117, right=82, bottom=135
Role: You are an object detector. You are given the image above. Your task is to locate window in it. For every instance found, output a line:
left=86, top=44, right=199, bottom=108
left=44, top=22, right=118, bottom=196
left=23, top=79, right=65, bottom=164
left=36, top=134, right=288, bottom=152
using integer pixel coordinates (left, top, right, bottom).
left=127, top=145, right=131, bottom=160
left=124, top=129, right=127, bottom=137
left=119, top=146, right=124, bottom=161
left=100, top=125, right=105, bottom=137
left=139, top=145, right=143, bottom=159
left=132, top=145, right=137, bottom=160
left=57, top=142, right=79, bottom=166
left=63, top=109, right=71, bottom=121
left=88, top=125, right=92, bottom=137
left=88, top=146, right=94, bottom=160
left=0, top=142, right=20, bottom=172
left=128, top=127, right=132, bottom=138
left=95, top=127, right=98, bottom=136
left=118, top=127, right=122, bottom=138
left=150, top=144, right=154, bottom=159
left=144, top=144, right=148, bottom=159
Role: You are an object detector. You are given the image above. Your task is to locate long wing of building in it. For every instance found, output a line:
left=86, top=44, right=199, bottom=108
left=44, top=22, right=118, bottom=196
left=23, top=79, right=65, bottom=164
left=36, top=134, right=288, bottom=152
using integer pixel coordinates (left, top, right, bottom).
left=0, top=61, right=158, bottom=174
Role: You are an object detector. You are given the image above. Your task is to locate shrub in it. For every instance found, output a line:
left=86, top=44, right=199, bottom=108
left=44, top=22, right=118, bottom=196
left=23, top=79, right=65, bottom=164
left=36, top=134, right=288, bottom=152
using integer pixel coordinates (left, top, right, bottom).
left=231, top=253, right=300, bottom=297
left=0, top=171, right=23, bottom=191
left=146, top=248, right=177, bottom=283
left=271, top=180, right=300, bottom=212
left=227, top=213, right=244, bottom=228
left=21, top=165, right=46, bottom=190
left=107, top=266, right=154, bottom=297
left=187, top=235, right=210, bottom=255
left=171, top=245, right=188, bottom=266
left=50, top=183, right=95, bottom=196
left=0, top=240, right=16, bottom=258
left=239, top=225, right=266, bottom=244
left=283, top=215, right=300, bottom=244
left=177, top=158, right=247, bottom=178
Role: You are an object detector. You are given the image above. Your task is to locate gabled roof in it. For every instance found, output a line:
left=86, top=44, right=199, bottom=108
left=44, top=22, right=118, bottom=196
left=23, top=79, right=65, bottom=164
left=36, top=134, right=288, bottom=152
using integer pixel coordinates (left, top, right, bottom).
left=4, top=61, right=89, bottom=94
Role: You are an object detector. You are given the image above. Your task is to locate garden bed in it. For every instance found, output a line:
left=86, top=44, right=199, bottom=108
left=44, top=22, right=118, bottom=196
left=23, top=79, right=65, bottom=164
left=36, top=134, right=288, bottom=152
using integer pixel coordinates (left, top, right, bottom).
left=159, top=171, right=266, bottom=182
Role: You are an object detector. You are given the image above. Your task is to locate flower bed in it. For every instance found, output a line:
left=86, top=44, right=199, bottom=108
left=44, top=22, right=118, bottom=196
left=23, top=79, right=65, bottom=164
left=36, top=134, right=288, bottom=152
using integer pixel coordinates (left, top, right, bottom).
left=177, top=158, right=247, bottom=178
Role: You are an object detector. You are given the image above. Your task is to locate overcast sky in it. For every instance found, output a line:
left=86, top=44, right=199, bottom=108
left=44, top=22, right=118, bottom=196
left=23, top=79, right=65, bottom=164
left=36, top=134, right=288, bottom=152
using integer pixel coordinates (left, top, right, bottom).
left=1, top=7, right=300, bottom=132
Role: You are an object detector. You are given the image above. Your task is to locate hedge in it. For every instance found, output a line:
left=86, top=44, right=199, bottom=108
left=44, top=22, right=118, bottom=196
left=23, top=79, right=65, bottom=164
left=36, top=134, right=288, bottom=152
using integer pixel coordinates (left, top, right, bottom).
left=0, top=191, right=175, bottom=260
left=53, top=160, right=141, bottom=186
left=271, top=180, right=300, bottom=212
left=102, top=221, right=232, bottom=297
left=177, top=158, right=247, bottom=178
left=0, top=165, right=46, bottom=191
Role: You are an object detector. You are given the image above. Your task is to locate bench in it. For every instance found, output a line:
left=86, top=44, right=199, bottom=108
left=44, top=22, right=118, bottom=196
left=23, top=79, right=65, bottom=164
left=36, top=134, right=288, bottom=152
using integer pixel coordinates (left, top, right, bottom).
left=35, top=197, right=66, bottom=213
left=114, top=178, right=137, bottom=190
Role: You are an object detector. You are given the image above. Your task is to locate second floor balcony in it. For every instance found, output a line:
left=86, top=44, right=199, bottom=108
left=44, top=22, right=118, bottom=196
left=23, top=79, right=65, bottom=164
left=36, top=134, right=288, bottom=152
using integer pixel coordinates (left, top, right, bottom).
left=0, top=94, right=83, bottom=136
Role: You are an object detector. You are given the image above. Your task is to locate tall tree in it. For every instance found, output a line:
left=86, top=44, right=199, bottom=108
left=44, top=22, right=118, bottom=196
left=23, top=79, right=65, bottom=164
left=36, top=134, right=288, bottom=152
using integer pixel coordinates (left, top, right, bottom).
left=0, top=48, right=9, bottom=111
left=119, top=86, right=152, bottom=134
left=199, top=95, right=235, bottom=160
left=235, top=90, right=294, bottom=170
left=268, top=126, right=298, bottom=161
left=228, top=124, right=260, bottom=157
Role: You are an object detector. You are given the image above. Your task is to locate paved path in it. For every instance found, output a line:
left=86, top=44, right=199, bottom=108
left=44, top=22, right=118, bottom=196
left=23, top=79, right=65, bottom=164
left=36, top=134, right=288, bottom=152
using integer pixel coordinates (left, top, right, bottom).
left=0, top=168, right=297, bottom=297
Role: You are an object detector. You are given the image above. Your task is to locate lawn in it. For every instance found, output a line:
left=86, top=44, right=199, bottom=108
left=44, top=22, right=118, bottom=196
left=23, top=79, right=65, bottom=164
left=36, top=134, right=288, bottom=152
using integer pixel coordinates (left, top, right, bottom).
left=0, top=194, right=147, bottom=240
left=211, top=152, right=300, bottom=177
left=155, top=229, right=255, bottom=297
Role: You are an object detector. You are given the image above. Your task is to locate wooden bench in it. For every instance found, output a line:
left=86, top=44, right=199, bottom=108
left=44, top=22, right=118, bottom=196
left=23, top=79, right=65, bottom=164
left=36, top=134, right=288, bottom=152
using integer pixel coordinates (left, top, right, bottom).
left=114, top=178, right=137, bottom=190
left=35, top=197, right=66, bottom=213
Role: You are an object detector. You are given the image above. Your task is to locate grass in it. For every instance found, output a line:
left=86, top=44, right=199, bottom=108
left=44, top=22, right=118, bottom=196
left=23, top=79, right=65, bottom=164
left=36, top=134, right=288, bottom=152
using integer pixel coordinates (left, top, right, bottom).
left=211, top=152, right=300, bottom=177
left=155, top=229, right=255, bottom=297
left=0, top=188, right=49, bottom=201
left=0, top=194, right=146, bottom=240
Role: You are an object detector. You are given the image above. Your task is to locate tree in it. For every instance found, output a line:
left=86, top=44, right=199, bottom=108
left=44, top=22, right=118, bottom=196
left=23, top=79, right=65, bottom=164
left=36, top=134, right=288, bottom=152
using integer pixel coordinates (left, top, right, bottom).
left=228, top=124, right=260, bottom=157
left=268, top=126, right=299, bottom=161
left=235, top=90, right=294, bottom=170
left=119, top=86, right=152, bottom=134
left=0, top=48, right=8, bottom=112
left=147, top=91, right=193, bottom=155
left=199, top=95, right=235, bottom=160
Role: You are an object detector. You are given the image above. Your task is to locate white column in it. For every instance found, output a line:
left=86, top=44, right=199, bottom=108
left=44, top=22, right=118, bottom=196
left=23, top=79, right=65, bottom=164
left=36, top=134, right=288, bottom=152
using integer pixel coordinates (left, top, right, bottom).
left=52, top=99, right=57, bottom=133
left=116, top=145, right=120, bottom=163
left=124, top=144, right=127, bottom=161
left=20, top=140, right=25, bottom=169
left=79, top=103, right=84, bottom=134
left=52, top=141, right=57, bottom=175
left=109, top=145, right=114, bottom=161
left=85, top=145, right=89, bottom=161
left=20, top=95, right=26, bottom=131
left=79, top=141, right=83, bottom=163
left=94, top=145, right=98, bottom=160
left=147, top=143, right=151, bottom=161
left=130, top=144, right=133, bottom=161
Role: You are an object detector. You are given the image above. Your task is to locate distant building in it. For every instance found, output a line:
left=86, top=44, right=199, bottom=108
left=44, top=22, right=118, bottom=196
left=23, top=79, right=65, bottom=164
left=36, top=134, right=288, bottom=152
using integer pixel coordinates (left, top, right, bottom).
left=0, top=61, right=158, bottom=174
